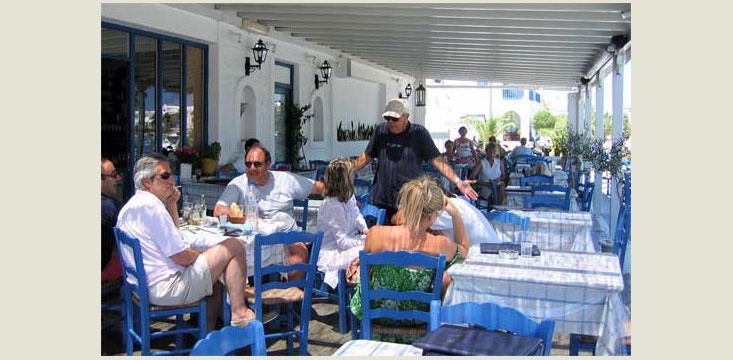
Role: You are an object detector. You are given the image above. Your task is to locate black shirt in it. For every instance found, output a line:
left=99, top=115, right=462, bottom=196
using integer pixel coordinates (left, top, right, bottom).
left=365, top=122, right=441, bottom=211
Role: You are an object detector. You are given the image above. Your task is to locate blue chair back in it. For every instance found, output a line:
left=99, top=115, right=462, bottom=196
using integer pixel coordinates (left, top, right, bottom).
left=531, top=185, right=571, bottom=205
left=354, top=178, right=372, bottom=197
left=252, top=230, right=323, bottom=355
left=293, top=198, right=309, bottom=231
left=358, top=250, right=446, bottom=340
left=520, top=174, right=553, bottom=187
left=429, top=301, right=555, bottom=356
left=360, top=203, right=387, bottom=228
left=310, top=160, right=328, bottom=181
left=523, top=194, right=570, bottom=211
left=272, top=162, right=291, bottom=171
left=113, top=227, right=207, bottom=355
left=190, top=322, right=267, bottom=356
left=484, top=211, right=530, bottom=242
left=578, top=181, right=594, bottom=211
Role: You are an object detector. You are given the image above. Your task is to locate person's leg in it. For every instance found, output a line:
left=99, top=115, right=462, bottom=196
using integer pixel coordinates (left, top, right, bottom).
left=286, top=242, right=309, bottom=280
left=202, top=238, right=254, bottom=323
left=205, top=281, right=223, bottom=332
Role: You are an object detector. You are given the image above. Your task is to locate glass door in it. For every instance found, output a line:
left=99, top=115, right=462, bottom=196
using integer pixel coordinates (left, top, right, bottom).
left=273, top=85, right=291, bottom=164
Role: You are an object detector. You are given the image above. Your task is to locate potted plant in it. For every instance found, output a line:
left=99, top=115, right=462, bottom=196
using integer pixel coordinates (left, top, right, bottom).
left=286, top=103, right=313, bottom=170
left=200, top=141, right=221, bottom=176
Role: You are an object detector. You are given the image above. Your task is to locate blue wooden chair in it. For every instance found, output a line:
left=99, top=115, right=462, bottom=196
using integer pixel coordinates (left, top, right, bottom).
left=113, top=227, right=207, bottom=355
left=292, top=198, right=309, bottom=231
left=520, top=174, right=554, bottom=187
left=189, top=322, right=267, bottom=356
left=523, top=194, right=570, bottom=211
left=577, top=181, right=594, bottom=211
left=353, top=178, right=372, bottom=197
left=360, top=203, right=387, bottom=228
left=272, top=161, right=291, bottom=171
left=531, top=185, right=571, bottom=208
left=430, top=301, right=556, bottom=356
left=484, top=210, right=530, bottom=242
left=246, top=231, right=323, bottom=355
left=311, top=203, right=387, bottom=335
left=309, top=160, right=329, bottom=181
left=356, top=250, right=446, bottom=341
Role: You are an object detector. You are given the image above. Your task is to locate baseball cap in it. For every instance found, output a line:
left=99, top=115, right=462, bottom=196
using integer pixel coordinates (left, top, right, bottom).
left=382, top=99, right=409, bottom=118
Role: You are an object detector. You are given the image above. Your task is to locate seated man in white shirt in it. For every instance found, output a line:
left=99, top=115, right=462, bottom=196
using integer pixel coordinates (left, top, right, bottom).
left=213, top=145, right=325, bottom=279
left=117, top=153, right=255, bottom=328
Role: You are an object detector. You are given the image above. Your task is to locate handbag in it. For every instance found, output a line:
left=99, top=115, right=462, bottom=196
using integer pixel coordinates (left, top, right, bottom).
left=413, top=323, right=544, bottom=356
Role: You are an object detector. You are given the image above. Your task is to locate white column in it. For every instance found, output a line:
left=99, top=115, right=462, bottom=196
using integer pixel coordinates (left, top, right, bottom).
left=567, top=92, right=579, bottom=132
left=593, top=75, right=604, bottom=214
left=610, top=52, right=625, bottom=272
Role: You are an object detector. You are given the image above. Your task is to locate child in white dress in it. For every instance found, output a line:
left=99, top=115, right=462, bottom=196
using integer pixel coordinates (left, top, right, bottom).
left=316, top=158, right=369, bottom=288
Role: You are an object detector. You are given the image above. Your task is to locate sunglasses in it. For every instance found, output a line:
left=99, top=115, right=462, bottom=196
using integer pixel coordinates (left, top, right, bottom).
left=101, top=170, right=122, bottom=179
left=383, top=116, right=400, bottom=122
left=154, top=172, right=172, bottom=180
left=245, top=161, right=265, bottom=168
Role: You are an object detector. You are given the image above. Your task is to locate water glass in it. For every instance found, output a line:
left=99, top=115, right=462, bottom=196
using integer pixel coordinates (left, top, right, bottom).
left=182, top=201, right=192, bottom=223
left=520, top=241, right=533, bottom=257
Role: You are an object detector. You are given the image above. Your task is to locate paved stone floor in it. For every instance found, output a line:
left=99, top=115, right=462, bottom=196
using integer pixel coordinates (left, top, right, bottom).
left=102, top=251, right=630, bottom=356
left=101, top=299, right=597, bottom=356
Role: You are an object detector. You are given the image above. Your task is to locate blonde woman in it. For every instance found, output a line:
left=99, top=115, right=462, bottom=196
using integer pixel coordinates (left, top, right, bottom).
left=316, top=157, right=369, bottom=289
left=348, top=175, right=467, bottom=343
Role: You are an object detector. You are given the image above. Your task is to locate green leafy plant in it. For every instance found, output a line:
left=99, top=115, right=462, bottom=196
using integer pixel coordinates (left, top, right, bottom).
left=286, top=103, right=313, bottom=169
left=201, top=141, right=221, bottom=160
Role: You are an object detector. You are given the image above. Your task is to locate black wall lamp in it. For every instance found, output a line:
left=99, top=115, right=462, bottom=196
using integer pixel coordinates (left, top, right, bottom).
left=399, top=84, right=413, bottom=99
left=314, top=60, right=333, bottom=89
left=414, top=83, right=426, bottom=106
left=245, top=39, right=269, bottom=76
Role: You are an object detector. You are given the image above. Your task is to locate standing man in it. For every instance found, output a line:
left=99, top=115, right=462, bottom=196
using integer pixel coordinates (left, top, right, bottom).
left=354, top=99, right=478, bottom=221
left=101, top=157, right=123, bottom=282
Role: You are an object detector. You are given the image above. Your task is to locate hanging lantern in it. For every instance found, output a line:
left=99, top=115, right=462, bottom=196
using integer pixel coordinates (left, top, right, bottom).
left=415, top=83, right=426, bottom=106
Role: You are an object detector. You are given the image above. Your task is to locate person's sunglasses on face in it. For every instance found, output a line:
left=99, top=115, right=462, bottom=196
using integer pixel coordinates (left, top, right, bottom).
left=383, top=116, right=400, bottom=122
left=245, top=161, right=264, bottom=168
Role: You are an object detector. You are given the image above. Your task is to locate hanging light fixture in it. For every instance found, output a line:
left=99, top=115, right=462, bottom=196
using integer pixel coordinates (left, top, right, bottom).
left=314, top=60, right=333, bottom=89
left=399, top=84, right=413, bottom=99
left=245, top=39, right=269, bottom=76
left=414, top=83, right=426, bottom=106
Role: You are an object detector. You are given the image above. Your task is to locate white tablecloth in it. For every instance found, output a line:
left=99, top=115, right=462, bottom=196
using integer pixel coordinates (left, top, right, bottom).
left=488, top=209, right=595, bottom=252
left=332, top=340, right=422, bottom=356
left=444, top=245, right=629, bottom=355
left=179, top=218, right=289, bottom=277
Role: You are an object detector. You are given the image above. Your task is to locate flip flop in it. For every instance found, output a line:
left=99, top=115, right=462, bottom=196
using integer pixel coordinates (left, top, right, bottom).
left=230, top=310, right=279, bottom=327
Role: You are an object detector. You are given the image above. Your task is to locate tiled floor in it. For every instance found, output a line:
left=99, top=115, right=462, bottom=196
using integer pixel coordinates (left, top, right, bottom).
left=101, top=299, right=596, bottom=356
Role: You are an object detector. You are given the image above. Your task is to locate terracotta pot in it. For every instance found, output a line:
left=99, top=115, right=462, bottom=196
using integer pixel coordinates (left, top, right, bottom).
left=200, top=158, right=218, bottom=176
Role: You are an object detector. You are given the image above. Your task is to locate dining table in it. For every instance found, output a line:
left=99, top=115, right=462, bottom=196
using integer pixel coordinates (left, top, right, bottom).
left=178, top=215, right=293, bottom=276
left=332, top=339, right=422, bottom=356
left=444, top=244, right=629, bottom=355
left=488, top=208, right=596, bottom=252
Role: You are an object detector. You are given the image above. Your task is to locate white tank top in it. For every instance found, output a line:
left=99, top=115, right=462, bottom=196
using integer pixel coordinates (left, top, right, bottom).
left=479, top=157, right=502, bottom=181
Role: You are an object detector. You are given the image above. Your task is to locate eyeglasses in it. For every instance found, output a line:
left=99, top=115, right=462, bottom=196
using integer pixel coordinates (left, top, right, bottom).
left=101, top=170, right=121, bottom=179
left=245, top=161, right=265, bottom=168
left=383, top=116, right=400, bottom=122
left=153, top=172, right=172, bottom=180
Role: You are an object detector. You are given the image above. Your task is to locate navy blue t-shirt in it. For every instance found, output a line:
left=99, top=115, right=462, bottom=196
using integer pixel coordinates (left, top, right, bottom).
left=102, top=193, right=122, bottom=270
left=365, top=122, right=441, bottom=211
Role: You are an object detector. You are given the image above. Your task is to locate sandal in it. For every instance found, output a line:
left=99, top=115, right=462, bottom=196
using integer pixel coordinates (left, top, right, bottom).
left=230, top=309, right=279, bottom=327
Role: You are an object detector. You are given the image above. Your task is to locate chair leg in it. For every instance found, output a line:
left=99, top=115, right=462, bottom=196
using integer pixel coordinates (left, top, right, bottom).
left=337, top=271, right=348, bottom=334
left=569, top=333, right=597, bottom=356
